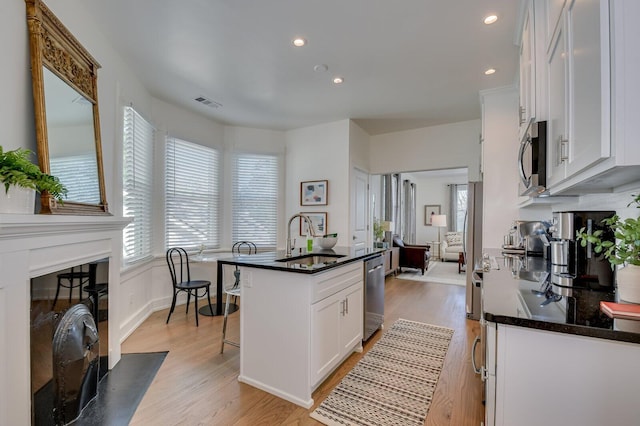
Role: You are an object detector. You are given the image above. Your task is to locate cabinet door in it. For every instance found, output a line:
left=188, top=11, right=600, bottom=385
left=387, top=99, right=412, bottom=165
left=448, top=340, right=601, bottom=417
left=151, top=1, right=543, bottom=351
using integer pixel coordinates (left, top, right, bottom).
left=484, top=323, right=497, bottom=426
left=391, top=247, right=399, bottom=272
left=384, top=250, right=392, bottom=275
left=547, top=0, right=567, bottom=43
left=546, top=9, right=568, bottom=186
left=310, top=293, right=342, bottom=386
left=496, top=324, right=640, bottom=426
left=340, top=283, right=363, bottom=353
left=565, top=0, right=610, bottom=176
left=519, top=0, right=535, bottom=138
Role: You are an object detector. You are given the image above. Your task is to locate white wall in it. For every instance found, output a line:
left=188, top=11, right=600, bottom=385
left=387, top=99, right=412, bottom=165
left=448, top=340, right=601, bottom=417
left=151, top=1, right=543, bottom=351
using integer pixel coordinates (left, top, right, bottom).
left=0, top=0, right=33, bottom=154
left=369, top=120, right=481, bottom=180
left=413, top=173, right=468, bottom=246
left=480, top=87, right=519, bottom=248
left=285, top=120, right=351, bottom=246
left=349, top=120, right=371, bottom=172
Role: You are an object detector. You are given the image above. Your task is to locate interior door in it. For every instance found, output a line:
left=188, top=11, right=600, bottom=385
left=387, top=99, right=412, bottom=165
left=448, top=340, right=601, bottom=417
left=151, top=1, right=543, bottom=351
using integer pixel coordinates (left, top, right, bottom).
left=351, top=168, right=369, bottom=252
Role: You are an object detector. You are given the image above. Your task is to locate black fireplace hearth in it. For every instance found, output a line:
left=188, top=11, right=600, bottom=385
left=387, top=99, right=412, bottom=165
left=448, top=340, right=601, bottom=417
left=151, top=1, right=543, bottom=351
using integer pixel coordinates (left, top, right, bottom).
left=30, top=259, right=109, bottom=425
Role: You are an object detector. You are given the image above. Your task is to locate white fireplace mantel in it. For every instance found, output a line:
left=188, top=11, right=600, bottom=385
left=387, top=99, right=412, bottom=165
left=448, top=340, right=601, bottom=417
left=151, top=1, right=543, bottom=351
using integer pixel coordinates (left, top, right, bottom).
left=0, top=213, right=130, bottom=425
left=0, top=214, right=131, bottom=240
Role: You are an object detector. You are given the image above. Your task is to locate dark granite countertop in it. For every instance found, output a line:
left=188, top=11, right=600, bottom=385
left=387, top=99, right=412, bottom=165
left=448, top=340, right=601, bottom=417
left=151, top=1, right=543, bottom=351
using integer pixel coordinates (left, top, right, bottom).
left=482, top=248, right=640, bottom=344
left=212, top=246, right=385, bottom=274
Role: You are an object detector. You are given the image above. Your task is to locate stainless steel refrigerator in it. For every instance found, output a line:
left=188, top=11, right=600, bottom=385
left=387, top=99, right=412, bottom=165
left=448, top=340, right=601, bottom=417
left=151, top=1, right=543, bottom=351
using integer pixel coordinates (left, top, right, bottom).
left=465, top=181, right=483, bottom=320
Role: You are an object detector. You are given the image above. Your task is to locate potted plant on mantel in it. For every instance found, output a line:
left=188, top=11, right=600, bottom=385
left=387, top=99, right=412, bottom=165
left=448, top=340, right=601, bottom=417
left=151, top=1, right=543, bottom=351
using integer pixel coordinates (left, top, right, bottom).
left=0, top=146, right=67, bottom=214
left=576, top=194, right=640, bottom=303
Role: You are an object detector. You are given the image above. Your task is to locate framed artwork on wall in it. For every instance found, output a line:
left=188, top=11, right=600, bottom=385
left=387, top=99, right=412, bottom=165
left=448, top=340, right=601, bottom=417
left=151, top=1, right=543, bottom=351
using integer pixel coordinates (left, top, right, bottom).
left=300, top=212, right=327, bottom=236
left=425, top=205, right=441, bottom=226
left=300, top=180, right=328, bottom=206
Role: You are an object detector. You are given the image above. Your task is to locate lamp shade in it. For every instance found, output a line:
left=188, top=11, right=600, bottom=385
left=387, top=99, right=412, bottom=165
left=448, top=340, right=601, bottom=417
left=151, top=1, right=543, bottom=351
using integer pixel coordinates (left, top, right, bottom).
left=381, top=221, right=394, bottom=232
left=431, top=214, right=447, bottom=228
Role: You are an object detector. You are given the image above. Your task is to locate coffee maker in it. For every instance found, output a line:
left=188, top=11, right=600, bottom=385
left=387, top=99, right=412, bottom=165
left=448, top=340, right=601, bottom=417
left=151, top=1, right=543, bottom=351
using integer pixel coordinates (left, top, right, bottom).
left=549, top=210, right=616, bottom=291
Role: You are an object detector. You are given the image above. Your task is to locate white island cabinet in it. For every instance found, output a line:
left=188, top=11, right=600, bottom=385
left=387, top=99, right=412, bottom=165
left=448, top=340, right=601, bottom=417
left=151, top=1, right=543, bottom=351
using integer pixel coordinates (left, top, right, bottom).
left=238, top=261, right=364, bottom=408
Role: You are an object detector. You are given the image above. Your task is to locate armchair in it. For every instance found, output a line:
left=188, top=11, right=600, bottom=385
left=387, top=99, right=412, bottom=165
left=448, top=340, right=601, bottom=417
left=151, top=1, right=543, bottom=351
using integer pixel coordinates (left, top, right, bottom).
left=441, top=231, right=464, bottom=262
left=392, top=235, right=431, bottom=275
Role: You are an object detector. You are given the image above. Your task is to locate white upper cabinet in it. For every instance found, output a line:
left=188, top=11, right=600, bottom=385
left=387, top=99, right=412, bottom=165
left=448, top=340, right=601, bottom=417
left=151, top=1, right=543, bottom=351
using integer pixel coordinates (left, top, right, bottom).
left=564, top=0, right=611, bottom=177
left=546, top=7, right=568, bottom=187
left=518, top=2, right=535, bottom=137
left=518, top=1, right=548, bottom=142
left=520, top=0, right=640, bottom=196
left=545, top=0, right=610, bottom=187
left=546, top=0, right=567, bottom=42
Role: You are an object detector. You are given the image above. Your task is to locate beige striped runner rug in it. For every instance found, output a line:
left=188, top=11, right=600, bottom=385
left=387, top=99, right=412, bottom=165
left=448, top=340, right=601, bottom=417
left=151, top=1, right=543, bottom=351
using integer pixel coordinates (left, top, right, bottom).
left=310, top=318, right=453, bottom=426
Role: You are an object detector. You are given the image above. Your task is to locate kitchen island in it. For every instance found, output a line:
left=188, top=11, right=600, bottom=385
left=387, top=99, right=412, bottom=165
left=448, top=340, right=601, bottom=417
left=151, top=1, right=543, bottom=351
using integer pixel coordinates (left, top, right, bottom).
left=216, top=247, right=384, bottom=408
left=481, top=249, right=640, bottom=426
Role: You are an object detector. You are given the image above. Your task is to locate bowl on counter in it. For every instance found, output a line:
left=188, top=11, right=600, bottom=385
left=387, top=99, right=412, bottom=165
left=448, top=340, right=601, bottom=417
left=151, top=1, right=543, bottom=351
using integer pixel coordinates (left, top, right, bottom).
left=317, top=236, right=338, bottom=249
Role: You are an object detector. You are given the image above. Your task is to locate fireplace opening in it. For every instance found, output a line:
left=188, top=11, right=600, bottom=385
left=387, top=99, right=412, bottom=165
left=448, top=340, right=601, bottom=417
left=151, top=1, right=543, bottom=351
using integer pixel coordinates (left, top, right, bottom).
left=30, top=258, right=109, bottom=426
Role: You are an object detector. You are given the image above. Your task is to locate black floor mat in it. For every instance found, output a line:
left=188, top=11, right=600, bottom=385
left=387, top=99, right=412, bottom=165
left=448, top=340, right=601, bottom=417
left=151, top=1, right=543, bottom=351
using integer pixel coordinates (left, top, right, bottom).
left=76, top=352, right=167, bottom=426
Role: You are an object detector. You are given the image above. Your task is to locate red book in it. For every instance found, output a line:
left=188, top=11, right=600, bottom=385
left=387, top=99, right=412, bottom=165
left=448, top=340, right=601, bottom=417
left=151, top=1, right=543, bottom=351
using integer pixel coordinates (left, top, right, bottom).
left=600, top=301, right=640, bottom=320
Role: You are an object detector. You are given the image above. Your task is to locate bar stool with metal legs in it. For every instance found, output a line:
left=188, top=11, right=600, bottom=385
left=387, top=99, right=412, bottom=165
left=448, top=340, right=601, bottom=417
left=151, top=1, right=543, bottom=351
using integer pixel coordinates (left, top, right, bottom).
left=220, top=241, right=256, bottom=353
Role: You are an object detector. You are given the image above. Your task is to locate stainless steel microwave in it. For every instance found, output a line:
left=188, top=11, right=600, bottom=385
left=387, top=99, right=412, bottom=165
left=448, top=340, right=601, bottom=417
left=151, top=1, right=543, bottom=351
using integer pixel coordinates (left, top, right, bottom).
left=518, top=121, right=547, bottom=196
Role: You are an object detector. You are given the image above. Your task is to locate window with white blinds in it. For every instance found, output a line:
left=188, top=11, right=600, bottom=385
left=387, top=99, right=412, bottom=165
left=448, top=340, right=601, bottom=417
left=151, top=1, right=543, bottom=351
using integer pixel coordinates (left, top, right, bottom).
left=165, top=137, right=221, bottom=250
left=122, top=106, right=155, bottom=264
left=232, top=153, right=279, bottom=248
left=49, top=154, right=100, bottom=204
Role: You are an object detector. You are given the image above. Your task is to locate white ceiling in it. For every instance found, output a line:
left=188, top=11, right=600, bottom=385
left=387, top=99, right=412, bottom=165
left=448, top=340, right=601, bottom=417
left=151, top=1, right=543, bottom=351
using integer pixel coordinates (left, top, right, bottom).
left=81, top=0, right=521, bottom=135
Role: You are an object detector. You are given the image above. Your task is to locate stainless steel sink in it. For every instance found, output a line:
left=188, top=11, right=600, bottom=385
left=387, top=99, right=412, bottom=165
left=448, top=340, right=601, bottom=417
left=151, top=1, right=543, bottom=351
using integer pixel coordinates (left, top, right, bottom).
left=274, top=254, right=345, bottom=268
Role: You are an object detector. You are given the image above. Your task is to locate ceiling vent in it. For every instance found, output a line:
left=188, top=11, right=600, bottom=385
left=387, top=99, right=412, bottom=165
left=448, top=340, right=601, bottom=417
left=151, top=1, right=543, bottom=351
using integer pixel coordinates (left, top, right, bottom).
left=194, top=96, right=222, bottom=108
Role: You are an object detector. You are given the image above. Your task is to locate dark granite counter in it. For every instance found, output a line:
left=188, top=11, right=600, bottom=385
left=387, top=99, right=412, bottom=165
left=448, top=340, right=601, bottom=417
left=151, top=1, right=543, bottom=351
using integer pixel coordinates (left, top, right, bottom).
left=482, top=248, right=640, bottom=344
left=196, top=246, right=385, bottom=316
left=215, top=246, right=385, bottom=274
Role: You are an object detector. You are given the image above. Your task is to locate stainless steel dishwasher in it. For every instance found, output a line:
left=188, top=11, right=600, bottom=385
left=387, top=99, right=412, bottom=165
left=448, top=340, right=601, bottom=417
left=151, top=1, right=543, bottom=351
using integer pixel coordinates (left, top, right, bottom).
left=363, top=254, right=385, bottom=341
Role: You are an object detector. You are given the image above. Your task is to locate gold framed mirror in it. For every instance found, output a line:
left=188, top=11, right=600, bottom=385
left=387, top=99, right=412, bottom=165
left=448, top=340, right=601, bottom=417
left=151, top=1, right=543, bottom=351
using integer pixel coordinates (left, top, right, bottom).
left=25, top=0, right=109, bottom=214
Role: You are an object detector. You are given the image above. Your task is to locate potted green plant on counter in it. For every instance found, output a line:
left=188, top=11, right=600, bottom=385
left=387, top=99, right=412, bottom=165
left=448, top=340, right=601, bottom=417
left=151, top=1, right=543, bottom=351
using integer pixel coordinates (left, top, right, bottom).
left=373, top=219, right=385, bottom=248
left=0, top=147, right=67, bottom=213
left=576, top=194, right=640, bottom=303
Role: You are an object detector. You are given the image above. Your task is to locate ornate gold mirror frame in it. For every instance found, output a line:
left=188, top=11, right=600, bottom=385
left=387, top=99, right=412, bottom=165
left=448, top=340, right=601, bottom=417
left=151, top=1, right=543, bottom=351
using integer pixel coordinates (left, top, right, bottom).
left=25, top=0, right=109, bottom=214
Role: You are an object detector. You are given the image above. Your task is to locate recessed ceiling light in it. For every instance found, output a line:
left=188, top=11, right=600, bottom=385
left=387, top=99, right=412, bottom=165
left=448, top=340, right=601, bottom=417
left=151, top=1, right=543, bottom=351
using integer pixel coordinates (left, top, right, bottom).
left=333, top=77, right=344, bottom=84
left=484, top=68, right=496, bottom=75
left=292, top=37, right=306, bottom=47
left=314, top=64, right=328, bottom=72
left=484, top=15, right=498, bottom=25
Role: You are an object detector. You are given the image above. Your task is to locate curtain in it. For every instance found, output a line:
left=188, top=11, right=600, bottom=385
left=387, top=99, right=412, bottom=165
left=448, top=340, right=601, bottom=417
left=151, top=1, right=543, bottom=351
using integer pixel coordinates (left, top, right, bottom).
left=449, top=184, right=457, bottom=232
left=403, top=179, right=416, bottom=243
left=449, top=184, right=468, bottom=232
left=383, top=174, right=393, bottom=222
left=393, top=174, right=401, bottom=235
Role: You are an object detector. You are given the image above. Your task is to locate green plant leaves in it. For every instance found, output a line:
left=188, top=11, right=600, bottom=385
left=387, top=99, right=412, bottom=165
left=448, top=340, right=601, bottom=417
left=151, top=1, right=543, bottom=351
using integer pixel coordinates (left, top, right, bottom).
left=575, top=196, right=640, bottom=268
left=0, top=146, right=67, bottom=200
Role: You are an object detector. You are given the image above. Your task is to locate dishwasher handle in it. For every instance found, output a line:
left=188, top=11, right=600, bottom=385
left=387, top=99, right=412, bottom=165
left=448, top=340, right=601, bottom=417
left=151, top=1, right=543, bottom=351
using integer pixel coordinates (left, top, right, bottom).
left=368, top=264, right=383, bottom=273
left=471, top=335, right=482, bottom=375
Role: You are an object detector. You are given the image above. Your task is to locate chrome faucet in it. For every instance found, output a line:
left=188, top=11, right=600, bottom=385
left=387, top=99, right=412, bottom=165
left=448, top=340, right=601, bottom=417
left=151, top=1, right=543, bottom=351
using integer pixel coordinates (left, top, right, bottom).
left=286, top=213, right=317, bottom=257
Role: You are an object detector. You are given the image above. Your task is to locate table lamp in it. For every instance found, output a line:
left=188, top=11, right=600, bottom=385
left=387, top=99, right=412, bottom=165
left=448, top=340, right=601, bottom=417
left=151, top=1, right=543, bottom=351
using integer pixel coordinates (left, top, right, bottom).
left=381, top=221, right=395, bottom=246
left=431, top=215, right=447, bottom=254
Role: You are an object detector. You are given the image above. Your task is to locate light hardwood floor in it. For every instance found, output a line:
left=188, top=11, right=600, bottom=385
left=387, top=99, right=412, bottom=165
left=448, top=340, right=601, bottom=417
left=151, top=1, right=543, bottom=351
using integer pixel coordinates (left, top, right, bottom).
left=124, top=275, right=484, bottom=425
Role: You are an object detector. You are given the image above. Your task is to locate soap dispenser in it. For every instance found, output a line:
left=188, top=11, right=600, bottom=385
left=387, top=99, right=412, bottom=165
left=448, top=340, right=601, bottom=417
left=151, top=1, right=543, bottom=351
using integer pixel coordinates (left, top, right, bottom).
left=306, top=230, right=313, bottom=252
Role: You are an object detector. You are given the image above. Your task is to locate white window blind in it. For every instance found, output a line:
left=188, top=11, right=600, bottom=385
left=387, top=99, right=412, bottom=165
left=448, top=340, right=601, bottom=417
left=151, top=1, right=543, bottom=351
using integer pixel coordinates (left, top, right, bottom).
left=49, top=153, right=100, bottom=204
left=122, top=106, right=155, bottom=264
left=165, top=137, right=221, bottom=250
left=232, top=153, right=279, bottom=247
